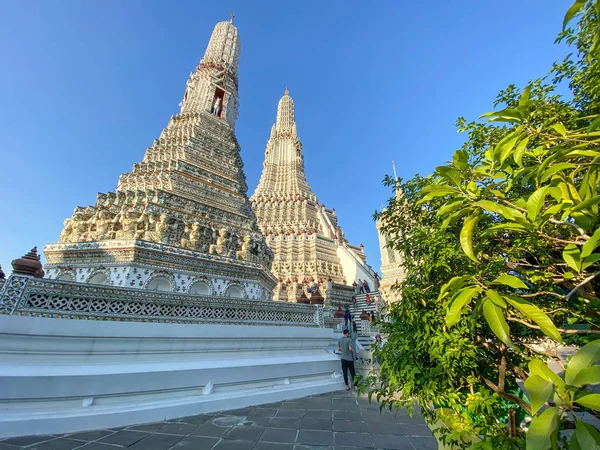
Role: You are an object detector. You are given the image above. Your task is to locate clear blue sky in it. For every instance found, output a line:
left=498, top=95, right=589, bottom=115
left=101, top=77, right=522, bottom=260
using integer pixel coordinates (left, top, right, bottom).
left=0, top=0, right=568, bottom=275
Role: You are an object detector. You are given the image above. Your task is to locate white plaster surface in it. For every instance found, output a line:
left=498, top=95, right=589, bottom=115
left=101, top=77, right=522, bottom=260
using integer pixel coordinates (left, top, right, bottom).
left=0, top=315, right=343, bottom=437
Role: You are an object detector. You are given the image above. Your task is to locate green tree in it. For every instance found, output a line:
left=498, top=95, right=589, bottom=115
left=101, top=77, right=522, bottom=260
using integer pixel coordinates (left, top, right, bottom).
left=367, top=2, right=600, bottom=448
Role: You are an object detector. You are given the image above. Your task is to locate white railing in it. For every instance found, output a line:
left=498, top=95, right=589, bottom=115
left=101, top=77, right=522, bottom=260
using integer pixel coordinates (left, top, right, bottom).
left=0, top=275, right=323, bottom=327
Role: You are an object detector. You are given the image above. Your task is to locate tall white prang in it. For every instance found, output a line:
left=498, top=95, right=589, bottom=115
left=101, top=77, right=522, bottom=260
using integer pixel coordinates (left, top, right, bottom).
left=43, top=19, right=276, bottom=300
left=250, top=89, right=377, bottom=303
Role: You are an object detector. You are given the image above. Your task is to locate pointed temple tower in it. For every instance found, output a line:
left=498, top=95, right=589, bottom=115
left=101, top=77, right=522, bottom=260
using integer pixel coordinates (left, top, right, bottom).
left=250, top=89, right=376, bottom=302
left=43, top=19, right=277, bottom=299
left=376, top=163, right=406, bottom=303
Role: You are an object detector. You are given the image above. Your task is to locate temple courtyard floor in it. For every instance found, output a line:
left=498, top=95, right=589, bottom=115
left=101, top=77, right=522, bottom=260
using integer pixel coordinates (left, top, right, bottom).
left=0, top=390, right=437, bottom=450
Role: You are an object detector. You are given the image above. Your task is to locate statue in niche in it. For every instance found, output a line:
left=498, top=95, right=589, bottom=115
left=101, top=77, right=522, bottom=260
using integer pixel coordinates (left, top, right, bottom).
left=211, top=96, right=222, bottom=116
left=135, top=211, right=150, bottom=240
left=236, top=235, right=252, bottom=260
left=113, top=208, right=139, bottom=240
left=59, top=218, right=73, bottom=243
left=88, top=209, right=115, bottom=241
left=152, top=213, right=169, bottom=243
left=181, top=222, right=201, bottom=249
left=209, top=228, right=229, bottom=255
left=69, top=212, right=91, bottom=242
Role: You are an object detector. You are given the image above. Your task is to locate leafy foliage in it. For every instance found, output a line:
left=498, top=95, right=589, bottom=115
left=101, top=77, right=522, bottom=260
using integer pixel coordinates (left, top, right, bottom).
left=364, top=1, right=600, bottom=448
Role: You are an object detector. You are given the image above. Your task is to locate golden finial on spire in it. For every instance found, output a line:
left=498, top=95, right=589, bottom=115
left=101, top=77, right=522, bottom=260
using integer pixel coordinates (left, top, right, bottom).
left=284, top=86, right=289, bottom=96
left=230, top=13, right=235, bottom=23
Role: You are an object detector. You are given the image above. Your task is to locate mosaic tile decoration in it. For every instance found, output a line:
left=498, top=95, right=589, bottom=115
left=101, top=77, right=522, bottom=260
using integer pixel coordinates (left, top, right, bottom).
left=0, top=275, right=324, bottom=327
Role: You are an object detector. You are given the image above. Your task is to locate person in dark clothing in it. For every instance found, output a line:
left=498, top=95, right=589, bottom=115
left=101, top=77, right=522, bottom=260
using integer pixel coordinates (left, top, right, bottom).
left=338, top=329, right=357, bottom=391
left=352, top=320, right=358, bottom=334
left=344, top=310, right=352, bottom=328
left=363, top=280, right=370, bottom=293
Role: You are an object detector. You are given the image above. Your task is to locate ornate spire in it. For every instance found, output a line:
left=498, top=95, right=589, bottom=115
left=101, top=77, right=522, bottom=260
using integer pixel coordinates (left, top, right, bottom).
left=276, top=88, right=296, bottom=132
left=250, top=93, right=371, bottom=300
left=253, top=88, right=312, bottom=200
left=179, top=20, right=241, bottom=127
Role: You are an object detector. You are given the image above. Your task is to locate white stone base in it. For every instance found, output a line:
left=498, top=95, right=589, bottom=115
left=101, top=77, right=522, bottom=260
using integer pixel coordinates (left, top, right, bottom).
left=0, top=315, right=344, bottom=437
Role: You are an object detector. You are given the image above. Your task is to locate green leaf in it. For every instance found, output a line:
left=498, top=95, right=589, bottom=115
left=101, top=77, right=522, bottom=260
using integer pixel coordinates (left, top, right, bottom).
left=421, top=184, right=459, bottom=193
left=565, top=340, right=600, bottom=385
left=487, top=223, right=528, bottom=233
left=460, top=215, right=480, bottom=263
left=446, top=287, right=480, bottom=328
left=571, top=365, right=600, bottom=387
left=438, top=275, right=471, bottom=300
left=551, top=123, right=567, bottom=137
left=418, top=190, right=456, bottom=204
left=525, top=374, right=554, bottom=414
left=576, top=393, right=600, bottom=410
left=582, top=254, right=600, bottom=271
left=541, top=162, right=577, bottom=182
left=519, top=85, right=532, bottom=108
left=529, top=359, right=566, bottom=392
left=563, top=0, right=585, bottom=30
left=500, top=135, right=520, bottom=164
left=570, top=196, right=600, bottom=214
left=587, top=115, right=600, bottom=133
left=475, top=200, right=510, bottom=217
left=529, top=359, right=559, bottom=383
left=482, top=298, right=513, bottom=347
left=571, top=432, right=583, bottom=450
left=563, top=244, right=582, bottom=273
left=526, top=406, right=559, bottom=450
left=453, top=150, right=469, bottom=171
left=437, top=199, right=466, bottom=217
left=582, top=228, right=600, bottom=258
left=513, top=136, right=530, bottom=167
left=505, top=296, right=563, bottom=343
left=574, top=419, right=600, bottom=450
left=526, top=186, right=549, bottom=221
left=436, top=166, right=462, bottom=187
left=486, top=289, right=507, bottom=307
left=491, top=274, right=528, bottom=289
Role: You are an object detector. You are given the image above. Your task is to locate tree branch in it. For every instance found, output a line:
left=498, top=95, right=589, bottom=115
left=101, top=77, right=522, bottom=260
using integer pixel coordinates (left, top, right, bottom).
left=483, top=377, right=532, bottom=415
left=523, top=344, right=566, bottom=370
left=507, top=316, right=600, bottom=334
left=566, top=271, right=600, bottom=300
left=538, top=233, right=581, bottom=246
left=499, top=349, right=507, bottom=392
left=548, top=218, right=590, bottom=238
left=520, top=291, right=564, bottom=299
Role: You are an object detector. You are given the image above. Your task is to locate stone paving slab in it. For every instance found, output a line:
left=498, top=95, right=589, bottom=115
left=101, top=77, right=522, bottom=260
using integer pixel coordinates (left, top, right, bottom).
left=0, top=390, right=436, bottom=450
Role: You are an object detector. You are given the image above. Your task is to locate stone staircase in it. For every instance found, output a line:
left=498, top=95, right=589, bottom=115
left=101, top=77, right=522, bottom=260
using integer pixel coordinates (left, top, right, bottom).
left=350, top=292, right=380, bottom=347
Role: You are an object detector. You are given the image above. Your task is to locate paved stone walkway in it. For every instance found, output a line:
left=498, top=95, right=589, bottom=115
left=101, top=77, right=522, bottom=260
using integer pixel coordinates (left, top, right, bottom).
left=0, top=390, right=437, bottom=450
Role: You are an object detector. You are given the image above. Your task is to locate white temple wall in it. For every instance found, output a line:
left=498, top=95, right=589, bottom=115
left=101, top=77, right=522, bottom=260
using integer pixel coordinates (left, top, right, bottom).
left=337, top=245, right=376, bottom=287
left=0, top=314, right=342, bottom=437
left=46, top=265, right=269, bottom=299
